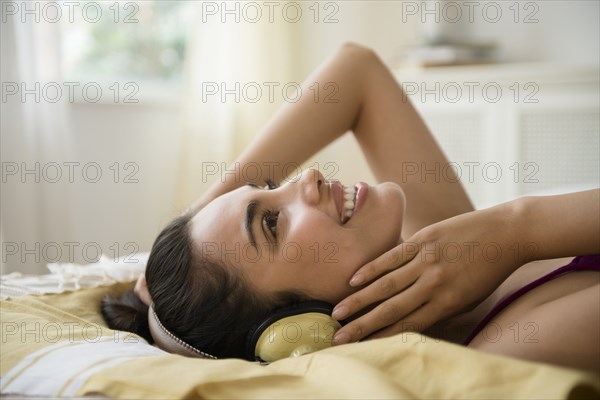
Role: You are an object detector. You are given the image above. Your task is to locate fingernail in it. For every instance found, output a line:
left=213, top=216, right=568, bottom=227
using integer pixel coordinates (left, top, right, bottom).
left=333, top=331, right=350, bottom=345
left=349, top=274, right=363, bottom=286
left=332, top=305, right=348, bottom=320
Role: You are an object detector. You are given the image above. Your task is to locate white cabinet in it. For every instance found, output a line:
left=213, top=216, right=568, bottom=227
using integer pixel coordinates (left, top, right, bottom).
left=395, top=63, right=600, bottom=208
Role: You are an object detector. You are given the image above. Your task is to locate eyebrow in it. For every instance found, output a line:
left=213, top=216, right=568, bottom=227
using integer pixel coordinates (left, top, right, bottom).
left=245, top=183, right=260, bottom=250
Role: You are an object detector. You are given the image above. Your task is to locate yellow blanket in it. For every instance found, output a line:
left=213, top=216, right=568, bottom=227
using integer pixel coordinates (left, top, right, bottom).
left=1, top=282, right=599, bottom=399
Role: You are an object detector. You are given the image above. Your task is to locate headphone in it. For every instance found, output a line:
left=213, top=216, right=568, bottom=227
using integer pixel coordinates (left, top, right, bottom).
left=148, top=300, right=342, bottom=363
left=245, top=300, right=342, bottom=362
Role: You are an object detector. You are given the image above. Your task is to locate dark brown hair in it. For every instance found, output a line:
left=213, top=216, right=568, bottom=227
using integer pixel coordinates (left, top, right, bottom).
left=101, top=211, right=308, bottom=359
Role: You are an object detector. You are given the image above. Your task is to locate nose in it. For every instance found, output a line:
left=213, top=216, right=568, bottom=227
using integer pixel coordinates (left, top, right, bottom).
left=298, top=168, right=324, bottom=205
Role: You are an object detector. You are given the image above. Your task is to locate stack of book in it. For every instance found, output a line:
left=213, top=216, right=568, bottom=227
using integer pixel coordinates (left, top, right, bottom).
left=394, top=40, right=498, bottom=68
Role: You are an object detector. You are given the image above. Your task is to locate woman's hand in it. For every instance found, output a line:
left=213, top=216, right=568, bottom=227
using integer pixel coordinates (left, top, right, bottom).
left=330, top=199, right=537, bottom=345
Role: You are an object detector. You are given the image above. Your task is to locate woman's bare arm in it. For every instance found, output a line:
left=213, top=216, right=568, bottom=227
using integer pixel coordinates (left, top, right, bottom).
left=187, top=42, right=473, bottom=238
left=352, top=51, right=475, bottom=237
left=332, top=188, right=600, bottom=345
left=188, top=43, right=369, bottom=213
left=519, top=188, right=600, bottom=260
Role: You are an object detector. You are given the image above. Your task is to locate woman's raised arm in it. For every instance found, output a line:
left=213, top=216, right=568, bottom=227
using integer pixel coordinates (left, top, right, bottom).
left=187, top=43, right=473, bottom=239
left=187, top=43, right=372, bottom=214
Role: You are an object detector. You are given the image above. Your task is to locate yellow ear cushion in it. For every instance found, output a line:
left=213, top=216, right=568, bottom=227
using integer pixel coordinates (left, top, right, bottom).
left=255, top=313, right=341, bottom=362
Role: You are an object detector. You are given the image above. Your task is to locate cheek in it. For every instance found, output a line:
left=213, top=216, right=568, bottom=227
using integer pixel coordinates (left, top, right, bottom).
left=282, top=213, right=366, bottom=303
left=287, top=214, right=338, bottom=262
left=288, top=208, right=357, bottom=251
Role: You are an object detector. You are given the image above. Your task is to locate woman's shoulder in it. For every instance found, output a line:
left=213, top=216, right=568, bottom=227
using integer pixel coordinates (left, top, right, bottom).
left=424, top=257, right=577, bottom=344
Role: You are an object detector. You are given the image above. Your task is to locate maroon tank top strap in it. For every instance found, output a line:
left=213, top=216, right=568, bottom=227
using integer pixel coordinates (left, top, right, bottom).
left=462, top=254, right=600, bottom=346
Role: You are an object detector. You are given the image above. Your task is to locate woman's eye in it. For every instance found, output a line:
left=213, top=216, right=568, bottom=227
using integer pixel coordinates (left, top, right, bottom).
left=262, top=210, right=279, bottom=239
left=261, top=180, right=279, bottom=239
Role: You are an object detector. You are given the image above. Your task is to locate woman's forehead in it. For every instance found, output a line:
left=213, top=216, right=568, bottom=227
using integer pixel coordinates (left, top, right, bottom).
left=190, top=186, right=253, bottom=246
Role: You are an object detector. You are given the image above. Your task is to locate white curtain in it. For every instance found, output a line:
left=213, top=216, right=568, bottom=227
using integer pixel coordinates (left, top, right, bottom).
left=175, top=4, right=297, bottom=208
left=1, top=12, right=74, bottom=274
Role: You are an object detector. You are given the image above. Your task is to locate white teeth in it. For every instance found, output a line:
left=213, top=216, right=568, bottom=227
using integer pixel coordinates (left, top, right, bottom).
left=340, top=185, right=357, bottom=224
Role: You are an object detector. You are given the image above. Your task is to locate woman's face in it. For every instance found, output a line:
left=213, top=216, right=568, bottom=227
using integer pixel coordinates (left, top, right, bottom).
left=190, top=168, right=406, bottom=304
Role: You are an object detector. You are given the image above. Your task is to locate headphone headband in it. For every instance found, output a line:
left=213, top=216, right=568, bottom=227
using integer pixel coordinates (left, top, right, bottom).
left=147, top=303, right=218, bottom=359
left=147, top=300, right=340, bottom=362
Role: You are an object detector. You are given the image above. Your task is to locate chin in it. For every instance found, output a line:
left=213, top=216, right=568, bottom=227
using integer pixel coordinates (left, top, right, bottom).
left=345, top=182, right=405, bottom=272
left=377, top=181, right=406, bottom=219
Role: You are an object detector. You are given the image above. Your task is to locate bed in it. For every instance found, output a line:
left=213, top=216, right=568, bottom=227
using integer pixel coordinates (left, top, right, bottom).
left=1, top=256, right=599, bottom=399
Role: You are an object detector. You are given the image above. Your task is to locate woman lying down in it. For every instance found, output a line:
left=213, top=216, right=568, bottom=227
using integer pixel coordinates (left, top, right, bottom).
left=102, top=43, right=600, bottom=374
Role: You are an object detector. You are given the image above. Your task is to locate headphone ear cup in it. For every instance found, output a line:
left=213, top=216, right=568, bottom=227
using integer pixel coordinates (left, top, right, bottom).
left=245, top=300, right=341, bottom=362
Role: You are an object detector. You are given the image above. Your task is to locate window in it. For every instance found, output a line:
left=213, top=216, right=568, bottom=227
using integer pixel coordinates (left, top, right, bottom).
left=61, top=1, right=192, bottom=84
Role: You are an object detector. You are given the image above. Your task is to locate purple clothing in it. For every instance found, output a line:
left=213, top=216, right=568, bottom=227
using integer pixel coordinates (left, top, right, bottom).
left=463, top=254, right=600, bottom=346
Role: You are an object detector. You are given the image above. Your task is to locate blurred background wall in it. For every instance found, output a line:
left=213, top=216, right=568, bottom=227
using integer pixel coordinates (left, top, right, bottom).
left=2, top=0, right=599, bottom=274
